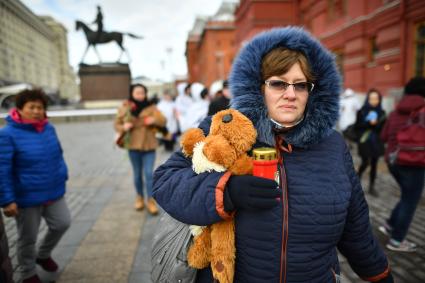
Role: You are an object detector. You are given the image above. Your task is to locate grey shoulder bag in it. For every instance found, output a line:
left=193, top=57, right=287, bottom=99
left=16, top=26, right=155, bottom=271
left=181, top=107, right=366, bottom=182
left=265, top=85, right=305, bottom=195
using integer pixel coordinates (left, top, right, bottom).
left=151, top=212, right=197, bottom=283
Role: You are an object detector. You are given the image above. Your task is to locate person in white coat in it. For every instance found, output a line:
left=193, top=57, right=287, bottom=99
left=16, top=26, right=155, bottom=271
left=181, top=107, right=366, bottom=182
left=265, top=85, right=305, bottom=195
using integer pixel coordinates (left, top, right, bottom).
left=339, top=88, right=361, bottom=131
left=157, top=91, right=178, bottom=151
left=179, top=82, right=210, bottom=133
left=175, top=83, right=193, bottom=135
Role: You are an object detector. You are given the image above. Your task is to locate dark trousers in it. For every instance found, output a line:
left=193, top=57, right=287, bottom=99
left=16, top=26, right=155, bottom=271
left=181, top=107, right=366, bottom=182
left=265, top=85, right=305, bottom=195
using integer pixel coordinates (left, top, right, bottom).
left=163, top=139, right=175, bottom=152
left=357, top=156, right=379, bottom=186
left=387, top=163, right=425, bottom=241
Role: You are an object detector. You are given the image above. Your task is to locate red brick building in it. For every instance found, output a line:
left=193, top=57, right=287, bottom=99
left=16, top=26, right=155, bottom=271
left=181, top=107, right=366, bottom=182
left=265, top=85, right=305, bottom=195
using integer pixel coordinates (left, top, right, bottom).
left=198, top=20, right=235, bottom=87
left=186, top=2, right=237, bottom=87
left=234, top=0, right=425, bottom=96
left=186, top=17, right=207, bottom=86
left=186, top=0, right=425, bottom=95
left=235, top=0, right=298, bottom=46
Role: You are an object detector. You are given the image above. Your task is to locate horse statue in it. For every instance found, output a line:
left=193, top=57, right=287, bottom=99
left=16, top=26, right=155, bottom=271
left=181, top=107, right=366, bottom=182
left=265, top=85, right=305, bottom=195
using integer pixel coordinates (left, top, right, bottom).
left=75, top=20, right=143, bottom=63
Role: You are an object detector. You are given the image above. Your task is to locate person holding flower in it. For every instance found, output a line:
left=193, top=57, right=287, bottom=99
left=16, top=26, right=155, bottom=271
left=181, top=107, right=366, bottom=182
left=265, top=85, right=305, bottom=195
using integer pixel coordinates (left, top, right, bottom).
left=114, top=83, right=166, bottom=214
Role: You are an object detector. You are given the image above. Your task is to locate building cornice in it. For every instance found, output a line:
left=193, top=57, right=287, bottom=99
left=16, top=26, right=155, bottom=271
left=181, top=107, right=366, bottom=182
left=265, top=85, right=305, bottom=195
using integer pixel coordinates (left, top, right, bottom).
left=318, top=0, right=400, bottom=40
left=39, top=15, right=68, bottom=33
left=2, top=0, right=54, bottom=40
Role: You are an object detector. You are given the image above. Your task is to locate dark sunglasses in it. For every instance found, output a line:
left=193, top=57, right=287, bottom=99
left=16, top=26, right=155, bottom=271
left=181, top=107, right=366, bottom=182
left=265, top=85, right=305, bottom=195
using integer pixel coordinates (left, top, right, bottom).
left=264, top=80, right=315, bottom=93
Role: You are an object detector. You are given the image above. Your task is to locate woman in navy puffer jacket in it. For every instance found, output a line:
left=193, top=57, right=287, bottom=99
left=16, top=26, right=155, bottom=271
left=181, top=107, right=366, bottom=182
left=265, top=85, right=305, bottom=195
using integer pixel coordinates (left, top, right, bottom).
left=153, top=27, right=393, bottom=283
left=0, top=89, right=71, bottom=283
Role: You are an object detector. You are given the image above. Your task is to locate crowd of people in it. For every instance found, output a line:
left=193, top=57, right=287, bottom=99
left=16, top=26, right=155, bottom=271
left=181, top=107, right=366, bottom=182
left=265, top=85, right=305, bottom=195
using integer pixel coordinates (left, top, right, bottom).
left=0, top=26, right=423, bottom=283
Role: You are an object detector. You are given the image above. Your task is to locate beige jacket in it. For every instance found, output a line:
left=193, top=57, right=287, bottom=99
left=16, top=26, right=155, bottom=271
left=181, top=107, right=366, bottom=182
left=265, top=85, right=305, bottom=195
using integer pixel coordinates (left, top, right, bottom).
left=114, top=102, right=166, bottom=151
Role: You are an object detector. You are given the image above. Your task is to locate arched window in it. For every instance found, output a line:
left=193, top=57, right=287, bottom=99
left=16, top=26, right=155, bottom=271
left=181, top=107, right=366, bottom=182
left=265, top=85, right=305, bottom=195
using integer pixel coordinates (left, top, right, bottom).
left=415, top=22, right=425, bottom=76
left=328, top=0, right=347, bottom=21
left=369, top=36, right=379, bottom=62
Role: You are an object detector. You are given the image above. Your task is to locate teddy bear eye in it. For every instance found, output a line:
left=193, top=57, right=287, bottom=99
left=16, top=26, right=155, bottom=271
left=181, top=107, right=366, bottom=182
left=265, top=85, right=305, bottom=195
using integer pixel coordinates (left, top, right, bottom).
left=222, top=114, right=233, bottom=123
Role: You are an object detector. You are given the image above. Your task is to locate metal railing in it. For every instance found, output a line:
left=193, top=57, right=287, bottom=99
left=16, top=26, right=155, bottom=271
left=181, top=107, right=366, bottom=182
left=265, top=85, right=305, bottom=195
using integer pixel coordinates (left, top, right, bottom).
left=0, top=108, right=117, bottom=119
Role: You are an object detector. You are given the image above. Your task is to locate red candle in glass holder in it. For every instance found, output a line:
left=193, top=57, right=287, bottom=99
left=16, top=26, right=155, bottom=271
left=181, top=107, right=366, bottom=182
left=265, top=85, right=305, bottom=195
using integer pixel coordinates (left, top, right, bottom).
left=252, top=147, right=278, bottom=180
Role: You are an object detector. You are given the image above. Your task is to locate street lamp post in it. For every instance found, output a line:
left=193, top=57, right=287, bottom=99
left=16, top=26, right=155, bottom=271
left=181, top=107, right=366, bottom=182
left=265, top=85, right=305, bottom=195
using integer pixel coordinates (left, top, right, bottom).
left=166, top=47, right=173, bottom=81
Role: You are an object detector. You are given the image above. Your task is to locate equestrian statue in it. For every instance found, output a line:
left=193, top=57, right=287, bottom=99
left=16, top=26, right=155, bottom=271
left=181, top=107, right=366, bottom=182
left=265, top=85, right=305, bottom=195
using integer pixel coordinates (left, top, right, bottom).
left=76, top=5, right=142, bottom=64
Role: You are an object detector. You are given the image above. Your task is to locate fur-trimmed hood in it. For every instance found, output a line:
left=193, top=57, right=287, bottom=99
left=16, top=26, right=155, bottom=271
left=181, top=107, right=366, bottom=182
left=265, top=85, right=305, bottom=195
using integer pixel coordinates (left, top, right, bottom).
left=229, top=27, right=341, bottom=148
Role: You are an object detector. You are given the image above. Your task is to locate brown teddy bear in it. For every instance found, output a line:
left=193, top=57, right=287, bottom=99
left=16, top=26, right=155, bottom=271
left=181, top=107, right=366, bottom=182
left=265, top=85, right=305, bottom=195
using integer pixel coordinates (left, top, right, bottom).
left=180, top=109, right=257, bottom=283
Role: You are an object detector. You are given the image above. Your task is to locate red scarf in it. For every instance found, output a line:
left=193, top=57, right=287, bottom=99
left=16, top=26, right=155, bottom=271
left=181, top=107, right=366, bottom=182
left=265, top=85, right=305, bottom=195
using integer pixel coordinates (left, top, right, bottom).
left=9, top=108, right=48, bottom=132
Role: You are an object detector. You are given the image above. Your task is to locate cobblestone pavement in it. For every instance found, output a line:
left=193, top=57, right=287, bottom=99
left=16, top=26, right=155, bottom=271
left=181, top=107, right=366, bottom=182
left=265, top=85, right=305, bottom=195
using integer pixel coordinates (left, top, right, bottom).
left=3, top=120, right=424, bottom=283
left=340, top=153, right=425, bottom=283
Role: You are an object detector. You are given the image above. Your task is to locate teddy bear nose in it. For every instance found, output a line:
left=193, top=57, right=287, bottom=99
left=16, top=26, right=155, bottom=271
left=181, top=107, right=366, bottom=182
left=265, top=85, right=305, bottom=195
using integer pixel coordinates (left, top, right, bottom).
left=222, top=114, right=233, bottom=123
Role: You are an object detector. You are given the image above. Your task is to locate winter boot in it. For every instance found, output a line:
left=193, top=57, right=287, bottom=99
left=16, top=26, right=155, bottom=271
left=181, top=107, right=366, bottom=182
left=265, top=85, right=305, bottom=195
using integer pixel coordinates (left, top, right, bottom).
left=134, top=195, right=145, bottom=211
left=369, top=181, right=379, bottom=197
left=22, top=274, right=42, bottom=283
left=147, top=198, right=159, bottom=215
left=36, top=256, right=59, bottom=272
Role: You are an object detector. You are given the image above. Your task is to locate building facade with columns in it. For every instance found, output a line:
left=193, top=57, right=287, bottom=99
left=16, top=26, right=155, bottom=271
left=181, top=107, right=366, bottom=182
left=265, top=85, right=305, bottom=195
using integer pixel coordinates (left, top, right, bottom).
left=0, top=0, right=79, bottom=103
left=39, top=16, right=79, bottom=102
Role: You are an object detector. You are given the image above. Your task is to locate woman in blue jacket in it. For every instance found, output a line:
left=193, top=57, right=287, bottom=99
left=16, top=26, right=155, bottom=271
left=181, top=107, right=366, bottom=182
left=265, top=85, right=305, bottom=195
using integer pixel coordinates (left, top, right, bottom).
left=153, top=27, right=393, bottom=283
left=0, top=89, right=71, bottom=283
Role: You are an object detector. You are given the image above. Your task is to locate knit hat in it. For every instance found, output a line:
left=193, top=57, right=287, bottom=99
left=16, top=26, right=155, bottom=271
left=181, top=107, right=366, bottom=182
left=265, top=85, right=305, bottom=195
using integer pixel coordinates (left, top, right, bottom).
left=404, top=77, right=425, bottom=97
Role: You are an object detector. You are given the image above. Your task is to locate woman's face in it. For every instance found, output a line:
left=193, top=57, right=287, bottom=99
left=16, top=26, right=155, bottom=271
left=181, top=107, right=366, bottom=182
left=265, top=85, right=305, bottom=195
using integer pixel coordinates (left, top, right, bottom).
left=18, top=100, right=45, bottom=121
left=132, top=86, right=146, bottom=102
left=368, top=92, right=380, bottom=107
left=264, top=62, right=310, bottom=127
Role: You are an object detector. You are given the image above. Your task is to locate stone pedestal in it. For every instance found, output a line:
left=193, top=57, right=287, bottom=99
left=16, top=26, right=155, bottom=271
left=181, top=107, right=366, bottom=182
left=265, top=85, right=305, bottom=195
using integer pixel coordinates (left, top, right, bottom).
left=78, top=63, right=131, bottom=101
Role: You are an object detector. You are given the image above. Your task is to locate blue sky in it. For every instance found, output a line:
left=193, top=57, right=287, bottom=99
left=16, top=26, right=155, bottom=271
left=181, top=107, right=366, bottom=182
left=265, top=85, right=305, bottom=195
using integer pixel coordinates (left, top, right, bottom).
left=22, top=0, right=235, bottom=81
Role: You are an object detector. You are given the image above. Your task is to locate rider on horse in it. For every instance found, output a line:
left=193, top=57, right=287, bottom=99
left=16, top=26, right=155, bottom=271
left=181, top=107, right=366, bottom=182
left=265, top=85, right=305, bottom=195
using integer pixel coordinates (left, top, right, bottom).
left=76, top=6, right=142, bottom=63
left=92, top=5, right=103, bottom=43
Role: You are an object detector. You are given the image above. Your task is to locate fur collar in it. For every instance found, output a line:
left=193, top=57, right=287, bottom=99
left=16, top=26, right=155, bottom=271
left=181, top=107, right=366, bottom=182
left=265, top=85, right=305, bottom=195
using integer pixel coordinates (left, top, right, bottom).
left=229, top=27, right=341, bottom=148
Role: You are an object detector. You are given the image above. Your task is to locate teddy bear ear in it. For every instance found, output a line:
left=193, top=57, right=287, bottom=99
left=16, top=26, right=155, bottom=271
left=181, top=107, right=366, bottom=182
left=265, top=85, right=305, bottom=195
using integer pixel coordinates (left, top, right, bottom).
left=180, top=128, right=205, bottom=157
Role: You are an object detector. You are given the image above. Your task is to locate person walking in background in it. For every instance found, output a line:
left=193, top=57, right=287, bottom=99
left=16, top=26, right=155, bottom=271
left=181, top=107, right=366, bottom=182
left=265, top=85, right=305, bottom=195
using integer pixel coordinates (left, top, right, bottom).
left=354, top=89, right=386, bottom=197
left=157, top=90, right=178, bottom=152
left=208, top=80, right=224, bottom=101
left=175, top=83, right=193, bottom=134
left=208, top=80, right=231, bottom=116
left=179, top=83, right=209, bottom=133
left=153, top=27, right=393, bottom=283
left=0, top=213, right=13, bottom=283
left=379, top=77, right=425, bottom=252
left=339, top=88, right=361, bottom=131
left=0, top=89, right=71, bottom=283
left=114, top=84, right=166, bottom=215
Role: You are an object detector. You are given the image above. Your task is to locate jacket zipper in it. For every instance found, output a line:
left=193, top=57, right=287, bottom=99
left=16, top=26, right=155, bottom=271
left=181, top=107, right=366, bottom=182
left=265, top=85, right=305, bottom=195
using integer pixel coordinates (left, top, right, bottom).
left=278, top=159, right=289, bottom=283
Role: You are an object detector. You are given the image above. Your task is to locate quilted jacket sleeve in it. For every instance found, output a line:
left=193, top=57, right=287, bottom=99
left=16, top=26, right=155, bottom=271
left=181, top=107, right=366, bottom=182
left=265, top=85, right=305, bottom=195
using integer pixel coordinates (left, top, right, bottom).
left=152, top=150, right=226, bottom=226
left=0, top=130, right=16, bottom=207
left=337, top=144, right=392, bottom=282
left=152, top=116, right=231, bottom=226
